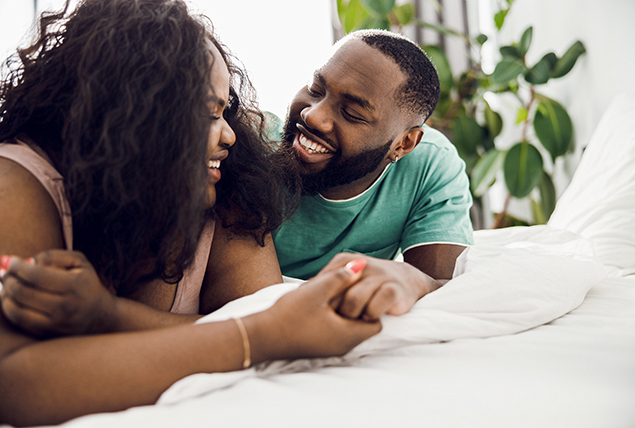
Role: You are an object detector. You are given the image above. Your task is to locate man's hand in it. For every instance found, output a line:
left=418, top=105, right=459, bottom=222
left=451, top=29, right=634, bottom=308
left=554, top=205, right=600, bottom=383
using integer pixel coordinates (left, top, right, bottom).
left=0, top=250, right=117, bottom=338
left=315, top=253, right=441, bottom=321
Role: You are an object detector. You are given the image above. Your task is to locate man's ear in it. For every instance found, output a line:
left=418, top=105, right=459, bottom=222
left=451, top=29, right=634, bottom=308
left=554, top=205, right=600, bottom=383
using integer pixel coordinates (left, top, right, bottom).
left=394, top=127, right=424, bottom=159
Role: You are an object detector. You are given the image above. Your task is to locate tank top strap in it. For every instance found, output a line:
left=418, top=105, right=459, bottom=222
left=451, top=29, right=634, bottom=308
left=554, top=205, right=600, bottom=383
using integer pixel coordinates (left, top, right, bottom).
left=170, top=218, right=215, bottom=314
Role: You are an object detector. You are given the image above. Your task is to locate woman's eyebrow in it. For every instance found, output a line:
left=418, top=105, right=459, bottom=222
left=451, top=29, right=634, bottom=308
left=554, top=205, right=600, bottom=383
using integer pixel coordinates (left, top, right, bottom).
left=207, top=94, right=226, bottom=109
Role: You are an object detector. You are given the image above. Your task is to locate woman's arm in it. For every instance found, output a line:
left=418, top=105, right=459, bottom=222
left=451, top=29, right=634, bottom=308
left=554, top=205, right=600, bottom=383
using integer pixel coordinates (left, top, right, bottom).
left=0, top=159, right=200, bottom=336
left=200, top=222, right=283, bottom=313
left=0, top=258, right=379, bottom=427
left=0, top=158, right=65, bottom=258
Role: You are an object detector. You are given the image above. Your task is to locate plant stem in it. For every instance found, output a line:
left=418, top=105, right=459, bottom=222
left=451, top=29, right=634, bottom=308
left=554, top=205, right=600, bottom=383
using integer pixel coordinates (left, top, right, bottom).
left=521, top=86, right=535, bottom=141
left=492, top=193, right=512, bottom=229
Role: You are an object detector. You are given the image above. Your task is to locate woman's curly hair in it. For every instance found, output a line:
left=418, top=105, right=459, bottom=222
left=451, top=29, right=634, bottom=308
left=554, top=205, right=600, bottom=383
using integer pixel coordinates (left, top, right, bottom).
left=0, top=0, right=298, bottom=295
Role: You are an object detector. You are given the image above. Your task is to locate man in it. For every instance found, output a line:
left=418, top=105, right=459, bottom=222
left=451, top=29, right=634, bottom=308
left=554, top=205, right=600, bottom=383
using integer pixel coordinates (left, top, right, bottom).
left=274, top=29, right=473, bottom=321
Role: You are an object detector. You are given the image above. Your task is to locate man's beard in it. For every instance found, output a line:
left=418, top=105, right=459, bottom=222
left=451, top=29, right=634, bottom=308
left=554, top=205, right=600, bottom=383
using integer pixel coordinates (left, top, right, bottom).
left=281, top=117, right=392, bottom=196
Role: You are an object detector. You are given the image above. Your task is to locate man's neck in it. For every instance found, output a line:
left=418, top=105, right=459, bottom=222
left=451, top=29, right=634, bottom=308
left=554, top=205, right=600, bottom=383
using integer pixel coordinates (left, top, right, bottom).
left=319, top=161, right=390, bottom=201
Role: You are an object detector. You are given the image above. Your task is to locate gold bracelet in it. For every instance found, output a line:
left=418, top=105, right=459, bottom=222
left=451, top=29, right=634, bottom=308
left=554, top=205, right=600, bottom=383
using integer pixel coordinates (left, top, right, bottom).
left=232, top=317, right=251, bottom=369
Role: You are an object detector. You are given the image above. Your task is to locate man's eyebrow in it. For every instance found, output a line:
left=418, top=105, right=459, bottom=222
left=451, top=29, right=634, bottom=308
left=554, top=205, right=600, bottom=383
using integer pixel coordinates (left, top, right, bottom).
left=314, top=71, right=376, bottom=112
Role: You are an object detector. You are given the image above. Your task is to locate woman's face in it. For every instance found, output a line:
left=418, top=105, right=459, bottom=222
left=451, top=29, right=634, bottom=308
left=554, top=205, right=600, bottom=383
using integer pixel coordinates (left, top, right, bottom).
left=205, top=43, right=236, bottom=208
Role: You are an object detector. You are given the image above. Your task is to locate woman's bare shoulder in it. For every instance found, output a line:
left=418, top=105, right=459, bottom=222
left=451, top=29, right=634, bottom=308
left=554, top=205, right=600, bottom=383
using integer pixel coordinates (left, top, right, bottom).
left=0, top=157, right=64, bottom=257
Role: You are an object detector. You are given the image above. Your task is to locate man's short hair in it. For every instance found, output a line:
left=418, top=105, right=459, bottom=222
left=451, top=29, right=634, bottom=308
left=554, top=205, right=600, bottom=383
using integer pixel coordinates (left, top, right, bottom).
left=349, top=30, right=440, bottom=124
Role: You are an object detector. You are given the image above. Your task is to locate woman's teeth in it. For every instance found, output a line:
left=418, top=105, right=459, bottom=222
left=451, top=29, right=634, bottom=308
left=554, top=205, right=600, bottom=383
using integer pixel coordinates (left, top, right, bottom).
left=299, top=134, right=329, bottom=154
left=208, top=160, right=220, bottom=169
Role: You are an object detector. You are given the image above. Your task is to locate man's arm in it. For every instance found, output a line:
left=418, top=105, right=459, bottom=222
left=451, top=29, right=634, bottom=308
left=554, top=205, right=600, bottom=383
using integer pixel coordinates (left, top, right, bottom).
left=403, top=243, right=467, bottom=282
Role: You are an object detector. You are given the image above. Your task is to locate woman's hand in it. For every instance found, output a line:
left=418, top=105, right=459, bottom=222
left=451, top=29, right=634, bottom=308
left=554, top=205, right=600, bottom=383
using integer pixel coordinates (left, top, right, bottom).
left=316, top=253, right=440, bottom=322
left=0, top=250, right=117, bottom=338
left=245, top=259, right=382, bottom=363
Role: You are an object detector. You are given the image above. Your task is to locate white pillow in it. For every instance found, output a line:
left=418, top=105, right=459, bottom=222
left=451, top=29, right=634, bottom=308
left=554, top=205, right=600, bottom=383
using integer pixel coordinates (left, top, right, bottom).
left=548, top=93, right=635, bottom=275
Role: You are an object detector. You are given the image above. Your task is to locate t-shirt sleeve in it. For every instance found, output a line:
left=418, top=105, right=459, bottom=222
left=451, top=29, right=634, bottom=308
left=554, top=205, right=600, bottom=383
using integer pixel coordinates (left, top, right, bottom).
left=400, top=132, right=474, bottom=251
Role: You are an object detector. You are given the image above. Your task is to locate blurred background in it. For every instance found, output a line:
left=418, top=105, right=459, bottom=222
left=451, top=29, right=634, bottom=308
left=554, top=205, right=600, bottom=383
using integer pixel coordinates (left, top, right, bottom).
left=1, top=0, right=634, bottom=228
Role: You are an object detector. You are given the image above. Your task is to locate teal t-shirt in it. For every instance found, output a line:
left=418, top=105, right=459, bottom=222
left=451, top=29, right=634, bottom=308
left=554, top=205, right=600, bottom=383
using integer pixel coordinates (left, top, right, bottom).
left=273, top=126, right=474, bottom=280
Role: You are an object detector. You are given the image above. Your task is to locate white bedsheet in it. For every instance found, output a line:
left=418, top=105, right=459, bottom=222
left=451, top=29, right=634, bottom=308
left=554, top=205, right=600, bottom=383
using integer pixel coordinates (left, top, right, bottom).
left=46, top=225, right=635, bottom=428
left=9, top=95, right=634, bottom=428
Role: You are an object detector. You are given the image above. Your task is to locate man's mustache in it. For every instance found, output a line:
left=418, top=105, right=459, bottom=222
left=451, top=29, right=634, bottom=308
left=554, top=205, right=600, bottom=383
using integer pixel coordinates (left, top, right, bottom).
left=284, top=116, right=337, bottom=150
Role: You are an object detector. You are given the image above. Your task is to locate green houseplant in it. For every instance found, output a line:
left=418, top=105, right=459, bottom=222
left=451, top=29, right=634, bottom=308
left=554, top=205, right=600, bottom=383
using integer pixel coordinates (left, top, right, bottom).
left=335, top=0, right=585, bottom=228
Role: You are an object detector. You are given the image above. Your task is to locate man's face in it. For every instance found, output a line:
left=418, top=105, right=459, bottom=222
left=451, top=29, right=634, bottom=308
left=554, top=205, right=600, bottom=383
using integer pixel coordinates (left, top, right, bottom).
left=281, top=39, right=407, bottom=197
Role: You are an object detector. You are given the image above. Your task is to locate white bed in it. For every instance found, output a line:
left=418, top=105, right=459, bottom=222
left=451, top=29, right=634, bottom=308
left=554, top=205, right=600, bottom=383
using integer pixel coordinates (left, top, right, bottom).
left=14, top=94, right=635, bottom=428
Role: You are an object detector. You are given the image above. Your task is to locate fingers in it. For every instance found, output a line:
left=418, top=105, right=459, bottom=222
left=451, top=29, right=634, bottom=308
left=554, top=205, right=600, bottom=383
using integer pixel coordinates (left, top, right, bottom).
left=337, top=279, right=402, bottom=320
left=314, top=253, right=361, bottom=277
left=3, top=256, right=80, bottom=294
left=336, top=313, right=383, bottom=345
left=1, top=273, right=65, bottom=315
left=33, top=250, right=88, bottom=270
left=306, top=258, right=367, bottom=300
left=1, top=287, right=54, bottom=337
left=362, top=283, right=402, bottom=320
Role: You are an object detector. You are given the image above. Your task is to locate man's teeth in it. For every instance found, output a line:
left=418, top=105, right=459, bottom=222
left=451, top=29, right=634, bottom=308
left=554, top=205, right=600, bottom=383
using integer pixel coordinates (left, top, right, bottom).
left=208, top=160, right=220, bottom=169
left=299, top=134, right=329, bottom=154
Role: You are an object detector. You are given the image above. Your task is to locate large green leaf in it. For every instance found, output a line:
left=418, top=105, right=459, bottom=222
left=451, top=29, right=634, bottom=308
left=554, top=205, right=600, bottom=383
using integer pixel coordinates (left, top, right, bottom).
left=451, top=115, right=484, bottom=159
left=366, top=15, right=391, bottom=30
left=538, top=172, right=556, bottom=222
left=344, top=0, right=370, bottom=33
left=551, top=41, right=586, bottom=78
left=530, top=199, right=546, bottom=225
left=541, top=52, right=558, bottom=69
left=503, top=142, right=544, bottom=198
left=533, top=99, right=573, bottom=161
left=491, top=58, right=526, bottom=84
left=500, top=45, right=521, bottom=59
left=337, top=0, right=346, bottom=23
left=524, top=57, right=550, bottom=84
left=393, top=3, right=415, bottom=25
left=423, top=45, right=453, bottom=95
left=519, top=26, right=533, bottom=56
left=360, top=0, right=395, bottom=15
left=484, top=101, right=503, bottom=137
left=471, top=149, right=504, bottom=197
left=524, top=52, right=557, bottom=85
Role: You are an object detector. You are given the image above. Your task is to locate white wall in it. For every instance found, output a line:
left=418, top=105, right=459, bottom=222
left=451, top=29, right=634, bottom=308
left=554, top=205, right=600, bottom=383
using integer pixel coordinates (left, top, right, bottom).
left=484, top=0, right=635, bottom=219
left=191, top=0, right=333, bottom=119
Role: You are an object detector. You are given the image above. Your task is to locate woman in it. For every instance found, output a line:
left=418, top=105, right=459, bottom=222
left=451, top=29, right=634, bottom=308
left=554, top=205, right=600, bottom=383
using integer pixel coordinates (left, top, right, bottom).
left=0, top=0, right=293, bottom=335
left=0, top=0, right=380, bottom=425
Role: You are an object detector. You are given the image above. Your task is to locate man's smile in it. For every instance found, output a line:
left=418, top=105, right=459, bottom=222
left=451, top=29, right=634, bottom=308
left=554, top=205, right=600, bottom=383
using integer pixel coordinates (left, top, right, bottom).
left=298, top=134, right=329, bottom=154
left=292, top=123, right=336, bottom=165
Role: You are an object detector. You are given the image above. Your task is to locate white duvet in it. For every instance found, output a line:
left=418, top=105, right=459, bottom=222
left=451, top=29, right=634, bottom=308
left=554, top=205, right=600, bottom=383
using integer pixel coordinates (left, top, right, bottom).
left=157, top=225, right=606, bottom=405
left=17, top=93, right=635, bottom=428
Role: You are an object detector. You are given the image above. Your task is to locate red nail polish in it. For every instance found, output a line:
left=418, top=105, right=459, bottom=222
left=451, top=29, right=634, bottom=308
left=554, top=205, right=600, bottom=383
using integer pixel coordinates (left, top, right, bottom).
left=26, top=257, right=35, bottom=265
left=345, top=258, right=367, bottom=274
left=0, top=255, right=11, bottom=271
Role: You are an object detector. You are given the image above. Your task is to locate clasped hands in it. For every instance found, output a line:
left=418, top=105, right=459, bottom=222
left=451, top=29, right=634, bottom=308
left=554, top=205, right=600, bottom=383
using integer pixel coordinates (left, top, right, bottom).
left=316, top=252, right=440, bottom=321
left=0, top=250, right=439, bottom=339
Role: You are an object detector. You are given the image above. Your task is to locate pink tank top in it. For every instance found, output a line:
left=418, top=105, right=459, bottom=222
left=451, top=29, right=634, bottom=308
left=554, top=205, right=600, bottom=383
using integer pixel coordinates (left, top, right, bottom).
left=0, top=137, right=212, bottom=314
